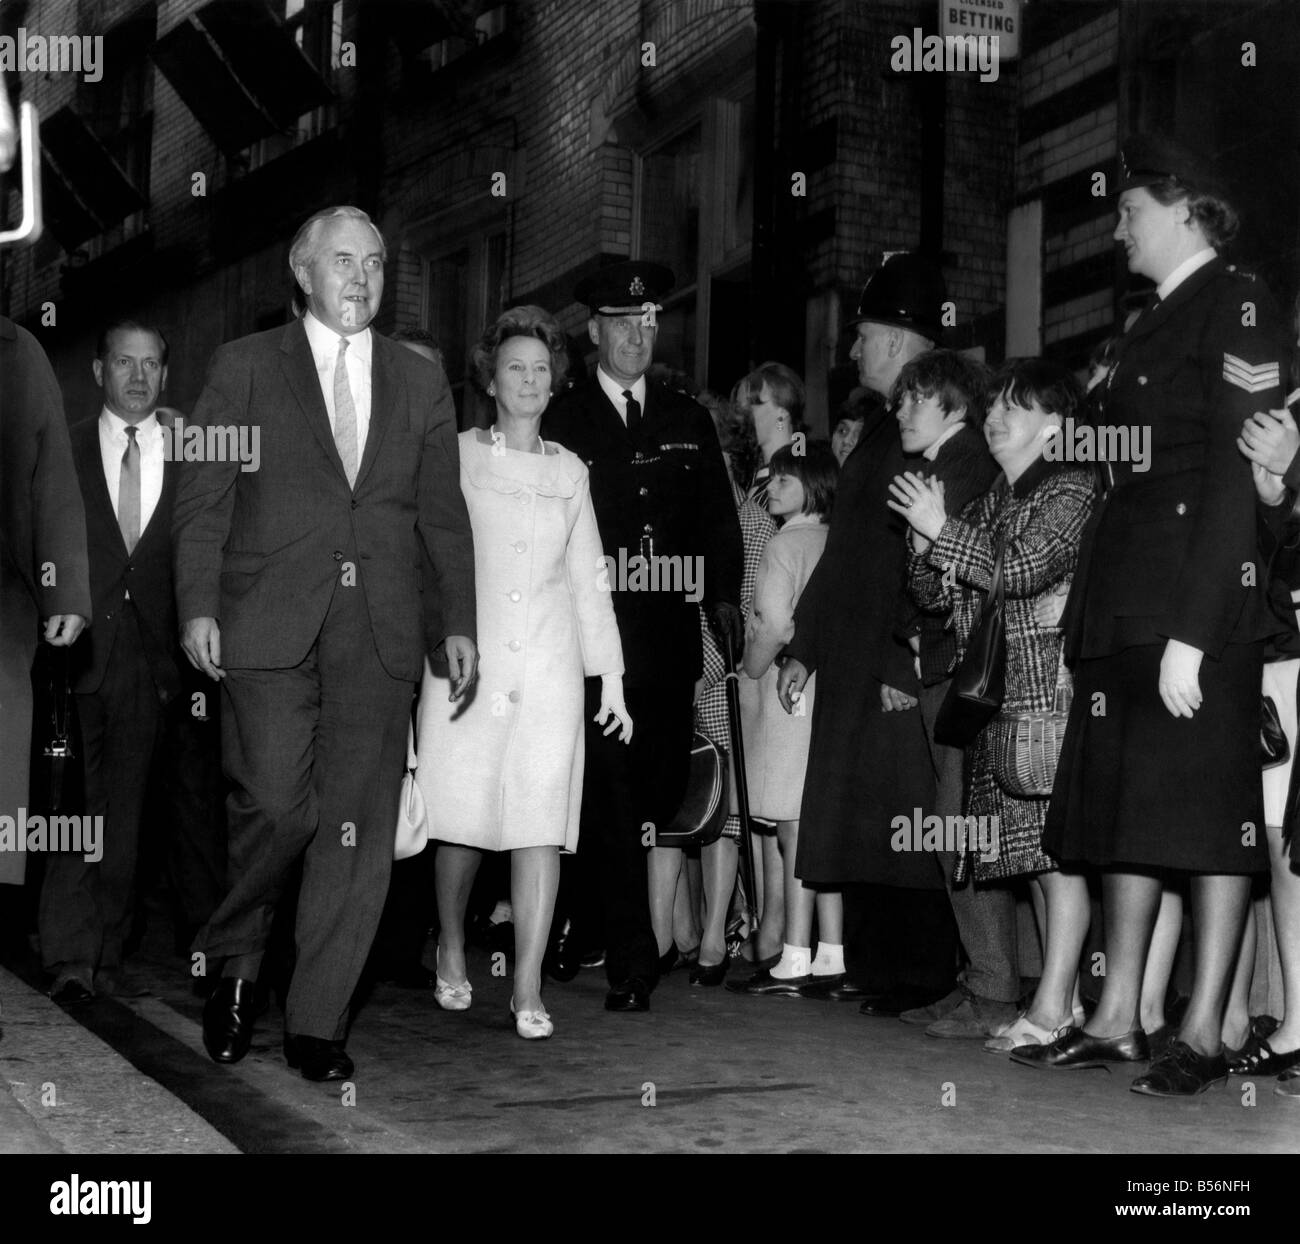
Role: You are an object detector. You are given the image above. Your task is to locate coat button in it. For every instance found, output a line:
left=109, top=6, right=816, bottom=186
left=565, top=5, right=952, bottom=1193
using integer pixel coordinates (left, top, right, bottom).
left=1175, top=502, right=1187, bottom=515
left=514, top=541, right=526, bottom=553
left=639, top=487, right=648, bottom=497
left=509, top=640, right=521, bottom=652
left=508, top=690, right=520, bottom=704
left=333, top=551, right=343, bottom=561
left=509, top=590, right=522, bottom=602
left=1138, top=376, right=1148, bottom=385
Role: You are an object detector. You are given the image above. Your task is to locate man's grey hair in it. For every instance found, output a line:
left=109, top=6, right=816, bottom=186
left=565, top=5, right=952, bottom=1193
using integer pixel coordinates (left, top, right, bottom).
left=288, top=206, right=387, bottom=278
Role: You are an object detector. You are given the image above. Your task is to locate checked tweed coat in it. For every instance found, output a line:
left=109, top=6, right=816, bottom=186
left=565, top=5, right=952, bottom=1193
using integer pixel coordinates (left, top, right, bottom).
left=909, top=456, right=1096, bottom=882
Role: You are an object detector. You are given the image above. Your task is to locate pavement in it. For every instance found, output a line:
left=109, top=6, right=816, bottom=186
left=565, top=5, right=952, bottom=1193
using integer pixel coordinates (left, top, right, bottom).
left=2, top=936, right=1298, bottom=1154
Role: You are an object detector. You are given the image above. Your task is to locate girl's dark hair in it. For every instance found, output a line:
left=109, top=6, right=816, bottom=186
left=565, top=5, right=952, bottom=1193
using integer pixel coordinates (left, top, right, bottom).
left=1145, top=177, right=1239, bottom=250
left=769, top=439, right=839, bottom=519
left=989, top=357, right=1083, bottom=422
left=472, top=305, right=569, bottom=394
left=889, top=349, right=992, bottom=428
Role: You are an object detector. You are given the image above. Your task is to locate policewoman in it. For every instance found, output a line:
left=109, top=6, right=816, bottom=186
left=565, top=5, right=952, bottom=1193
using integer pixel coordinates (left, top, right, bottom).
left=1030, top=136, right=1291, bottom=1095
left=541, top=261, right=742, bottom=1012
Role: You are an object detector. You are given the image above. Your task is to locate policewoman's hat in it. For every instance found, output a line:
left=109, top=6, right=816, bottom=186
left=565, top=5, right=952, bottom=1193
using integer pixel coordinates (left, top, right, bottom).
left=575, top=260, right=675, bottom=315
left=846, top=251, right=946, bottom=341
left=1118, top=133, right=1226, bottom=197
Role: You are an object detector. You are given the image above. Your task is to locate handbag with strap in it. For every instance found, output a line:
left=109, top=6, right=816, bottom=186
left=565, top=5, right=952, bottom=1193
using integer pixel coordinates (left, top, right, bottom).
left=652, top=732, right=729, bottom=848
left=934, top=533, right=1007, bottom=747
left=394, top=720, right=429, bottom=860
left=991, top=647, right=1072, bottom=798
left=1261, top=694, right=1289, bottom=769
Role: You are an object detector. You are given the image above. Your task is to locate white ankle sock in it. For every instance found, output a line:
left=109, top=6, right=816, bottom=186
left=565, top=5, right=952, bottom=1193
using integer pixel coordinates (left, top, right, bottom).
left=811, top=942, right=845, bottom=976
left=770, top=944, right=811, bottom=979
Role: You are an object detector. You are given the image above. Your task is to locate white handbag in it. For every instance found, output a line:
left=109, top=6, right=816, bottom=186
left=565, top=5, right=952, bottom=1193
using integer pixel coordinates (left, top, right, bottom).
left=393, top=721, right=429, bottom=860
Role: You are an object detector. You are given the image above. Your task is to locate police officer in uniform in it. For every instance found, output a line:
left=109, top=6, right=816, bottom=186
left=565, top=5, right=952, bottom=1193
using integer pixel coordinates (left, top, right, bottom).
left=542, top=261, right=743, bottom=1011
left=1032, top=135, right=1291, bottom=1095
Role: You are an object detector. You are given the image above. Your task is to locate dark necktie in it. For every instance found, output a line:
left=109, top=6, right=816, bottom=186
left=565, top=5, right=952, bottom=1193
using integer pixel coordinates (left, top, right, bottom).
left=119, top=425, right=141, bottom=553
left=622, top=389, right=641, bottom=437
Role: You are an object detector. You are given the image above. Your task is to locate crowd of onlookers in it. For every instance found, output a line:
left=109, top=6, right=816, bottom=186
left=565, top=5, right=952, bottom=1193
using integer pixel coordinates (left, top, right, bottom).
left=4, top=132, right=1300, bottom=1103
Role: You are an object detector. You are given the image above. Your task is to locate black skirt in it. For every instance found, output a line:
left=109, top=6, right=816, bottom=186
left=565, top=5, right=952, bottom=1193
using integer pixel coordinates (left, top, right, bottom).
left=1044, top=642, right=1267, bottom=874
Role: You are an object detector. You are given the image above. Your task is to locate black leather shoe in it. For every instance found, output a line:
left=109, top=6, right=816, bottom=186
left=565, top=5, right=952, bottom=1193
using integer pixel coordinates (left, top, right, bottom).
left=202, top=977, right=258, bottom=1064
left=726, top=969, right=811, bottom=997
left=49, top=976, right=94, bottom=1005
left=858, top=986, right=944, bottom=1017
left=1132, top=1040, right=1228, bottom=1096
left=544, top=920, right=582, bottom=983
left=604, top=977, right=651, bottom=1012
left=658, top=945, right=679, bottom=975
left=284, top=1034, right=354, bottom=1082
left=1010, top=1024, right=1149, bottom=1070
left=689, top=958, right=729, bottom=987
left=798, top=976, right=862, bottom=1001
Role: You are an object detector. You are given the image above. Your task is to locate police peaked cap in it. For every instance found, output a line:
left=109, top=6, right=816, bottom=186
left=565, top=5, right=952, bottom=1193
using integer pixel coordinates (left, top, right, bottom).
left=846, top=252, right=947, bottom=341
left=1118, top=133, right=1227, bottom=198
left=575, top=260, right=675, bottom=315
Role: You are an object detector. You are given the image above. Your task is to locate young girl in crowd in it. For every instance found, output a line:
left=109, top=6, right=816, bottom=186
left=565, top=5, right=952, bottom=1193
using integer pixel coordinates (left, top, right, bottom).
left=729, top=442, right=841, bottom=995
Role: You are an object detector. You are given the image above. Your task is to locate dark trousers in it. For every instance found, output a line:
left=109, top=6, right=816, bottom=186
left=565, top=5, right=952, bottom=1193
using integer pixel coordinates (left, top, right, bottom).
left=919, top=680, right=1020, bottom=1002
left=843, top=883, right=961, bottom=995
left=566, top=679, right=693, bottom=987
left=39, top=602, right=162, bottom=977
left=195, top=581, right=412, bottom=1040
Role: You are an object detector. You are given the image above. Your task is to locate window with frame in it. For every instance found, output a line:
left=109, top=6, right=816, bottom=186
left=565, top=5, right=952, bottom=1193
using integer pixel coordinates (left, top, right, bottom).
left=78, top=8, right=156, bottom=259
left=242, top=0, right=342, bottom=173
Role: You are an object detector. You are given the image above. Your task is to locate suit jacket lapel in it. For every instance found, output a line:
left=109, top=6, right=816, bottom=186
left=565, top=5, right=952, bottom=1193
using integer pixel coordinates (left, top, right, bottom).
left=73, top=418, right=127, bottom=558
left=357, top=335, right=398, bottom=491
left=279, top=320, right=348, bottom=482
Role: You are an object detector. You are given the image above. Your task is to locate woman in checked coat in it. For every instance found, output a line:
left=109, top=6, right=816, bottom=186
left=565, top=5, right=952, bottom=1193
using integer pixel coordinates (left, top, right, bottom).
left=892, top=358, right=1096, bottom=1053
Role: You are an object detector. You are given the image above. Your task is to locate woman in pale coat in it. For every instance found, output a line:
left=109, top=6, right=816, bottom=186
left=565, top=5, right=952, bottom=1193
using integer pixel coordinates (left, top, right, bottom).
left=416, top=306, right=631, bottom=1040
left=728, top=442, right=839, bottom=996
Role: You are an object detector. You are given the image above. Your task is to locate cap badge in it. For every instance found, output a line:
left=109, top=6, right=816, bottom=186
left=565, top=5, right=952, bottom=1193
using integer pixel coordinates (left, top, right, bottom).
left=629, top=275, right=646, bottom=297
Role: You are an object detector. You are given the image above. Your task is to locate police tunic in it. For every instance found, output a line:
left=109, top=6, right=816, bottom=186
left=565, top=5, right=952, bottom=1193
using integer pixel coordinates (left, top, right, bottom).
left=1045, top=257, right=1290, bottom=873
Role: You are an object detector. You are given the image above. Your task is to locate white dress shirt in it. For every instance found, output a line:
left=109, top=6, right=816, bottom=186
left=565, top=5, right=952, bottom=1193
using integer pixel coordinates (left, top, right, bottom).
left=99, top=407, right=164, bottom=537
left=303, top=310, right=372, bottom=459
left=1157, top=247, right=1216, bottom=301
left=596, top=366, right=646, bottom=425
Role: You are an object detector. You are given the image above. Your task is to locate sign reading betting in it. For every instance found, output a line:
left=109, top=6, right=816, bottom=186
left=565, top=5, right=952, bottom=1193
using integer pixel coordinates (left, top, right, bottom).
left=940, top=0, right=1021, bottom=60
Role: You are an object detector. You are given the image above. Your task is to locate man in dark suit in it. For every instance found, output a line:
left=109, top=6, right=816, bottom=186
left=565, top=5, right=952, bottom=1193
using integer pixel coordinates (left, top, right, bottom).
left=0, top=317, right=90, bottom=902
left=37, top=321, right=221, bottom=1001
left=175, top=206, right=477, bottom=1080
left=542, top=261, right=743, bottom=1012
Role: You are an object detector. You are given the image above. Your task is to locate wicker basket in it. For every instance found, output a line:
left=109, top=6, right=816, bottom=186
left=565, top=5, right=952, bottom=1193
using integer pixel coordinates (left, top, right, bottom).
left=990, top=655, right=1072, bottom=798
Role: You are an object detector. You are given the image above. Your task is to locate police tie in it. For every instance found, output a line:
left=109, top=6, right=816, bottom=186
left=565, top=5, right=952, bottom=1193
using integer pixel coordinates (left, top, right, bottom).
left=334, top=336, right=359, bottom=487
left=622, top=389, right=642, bottom=438
left=118, top=424, right=141, bottom=554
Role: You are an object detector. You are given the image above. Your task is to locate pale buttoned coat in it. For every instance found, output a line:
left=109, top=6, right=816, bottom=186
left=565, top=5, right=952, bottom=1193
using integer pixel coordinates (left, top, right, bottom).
left=415, top=431, right=623, bottom=851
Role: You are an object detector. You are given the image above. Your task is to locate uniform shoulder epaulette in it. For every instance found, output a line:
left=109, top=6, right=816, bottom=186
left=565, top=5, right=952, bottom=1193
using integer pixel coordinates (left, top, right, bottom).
left=1224, top=264, right=1259, bottom=282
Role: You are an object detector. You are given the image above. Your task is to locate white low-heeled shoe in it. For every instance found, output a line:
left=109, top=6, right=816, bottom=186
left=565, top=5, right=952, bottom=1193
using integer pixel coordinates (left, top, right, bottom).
left=434, top=975, right=472, bottom=1011
left=984, top=1010, right=1072, bottom=1053
left=510, top=997, right=553, bottom=1040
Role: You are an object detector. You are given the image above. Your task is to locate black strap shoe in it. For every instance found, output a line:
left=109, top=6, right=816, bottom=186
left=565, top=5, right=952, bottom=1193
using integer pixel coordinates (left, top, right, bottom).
left=284, top=1034, right=354, bottom=1082
left=725, top=969, right=812, bottom=997
left=202, top=977, right=258, bottom=1064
